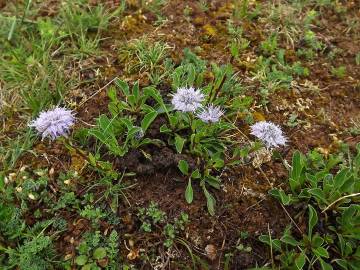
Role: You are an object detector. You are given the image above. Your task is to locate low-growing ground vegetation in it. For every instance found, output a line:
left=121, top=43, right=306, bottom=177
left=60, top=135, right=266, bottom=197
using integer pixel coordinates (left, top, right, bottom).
left=0, top=0, right=359, bottom=269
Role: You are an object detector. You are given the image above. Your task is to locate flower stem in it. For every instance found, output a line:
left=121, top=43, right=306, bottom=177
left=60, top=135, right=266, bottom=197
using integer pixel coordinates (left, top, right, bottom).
left=188, top=113, right=195, bottom=133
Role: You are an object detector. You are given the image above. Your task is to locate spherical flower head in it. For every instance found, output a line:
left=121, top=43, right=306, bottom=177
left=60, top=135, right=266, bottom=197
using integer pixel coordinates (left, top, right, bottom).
left=250, top=121, right=287, bottom=148
left=171, top=87, right=204, bottom=113
left=29, top=107, right=75, bottom=140
left=196, top=104, right=224, bottom=123
left=134, top=128, right=144, bottom=140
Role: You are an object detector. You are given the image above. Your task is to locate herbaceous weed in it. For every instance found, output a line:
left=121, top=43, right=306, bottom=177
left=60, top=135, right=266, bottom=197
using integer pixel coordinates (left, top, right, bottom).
left=261, top=145, right=360, bottom=270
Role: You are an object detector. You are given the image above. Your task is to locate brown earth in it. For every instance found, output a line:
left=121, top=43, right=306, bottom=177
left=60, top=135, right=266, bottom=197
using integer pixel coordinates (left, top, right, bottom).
left=3, top=0, right=360, bottom=269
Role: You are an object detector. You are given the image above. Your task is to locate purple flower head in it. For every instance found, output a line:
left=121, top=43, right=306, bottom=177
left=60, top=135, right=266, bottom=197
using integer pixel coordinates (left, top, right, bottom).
left=196, top=104, right=224, bottom=123
left=171, top=87, right=204, bottom=113
left=250, top=121, right=287, bottom=148
left=29, top=107, right=75, bottom=140
left=134, top=128, right=144, bottom=140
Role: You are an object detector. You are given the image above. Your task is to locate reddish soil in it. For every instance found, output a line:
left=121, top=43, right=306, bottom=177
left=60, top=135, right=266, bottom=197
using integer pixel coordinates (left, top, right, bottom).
left=4, top=0, right=360, bottom=269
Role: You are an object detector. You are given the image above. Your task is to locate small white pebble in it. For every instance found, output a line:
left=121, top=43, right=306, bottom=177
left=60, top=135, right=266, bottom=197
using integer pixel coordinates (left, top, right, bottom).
left=9, top=173, right=17, bottom=181
left=35, top=170, right=45, bottom=176
left=64, top=180, right=71, bottom=185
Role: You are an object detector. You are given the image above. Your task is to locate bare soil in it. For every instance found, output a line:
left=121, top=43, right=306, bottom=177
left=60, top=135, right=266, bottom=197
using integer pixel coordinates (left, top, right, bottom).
left=3, top=0, right=360, bottom=269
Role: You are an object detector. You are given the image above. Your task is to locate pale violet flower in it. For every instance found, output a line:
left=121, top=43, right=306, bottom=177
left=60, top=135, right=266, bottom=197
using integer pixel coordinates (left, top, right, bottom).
left=29, top=107, right=75, bottom=140
left=250, top=121, right=287, bottom=148
left=196, top=104, right=224, bottom=123
left=134, top=128, right=144, bottom=140
left=171, top=87, right=204, bottom=112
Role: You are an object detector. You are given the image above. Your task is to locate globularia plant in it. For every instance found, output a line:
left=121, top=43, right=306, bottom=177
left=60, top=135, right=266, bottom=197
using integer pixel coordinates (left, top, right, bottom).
left=196, top=104, right=224, bottom=123
left=250, top=121, right=287, bottom=148
left=168, top=85, right=230, bottom=215
left=29, top=107, right=75, bottom=140
left=171, top=86, right=204, bottom=113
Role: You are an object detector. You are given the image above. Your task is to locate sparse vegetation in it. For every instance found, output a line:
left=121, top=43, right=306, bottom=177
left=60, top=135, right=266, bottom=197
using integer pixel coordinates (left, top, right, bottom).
left=0, top=0, right=359, bottom=269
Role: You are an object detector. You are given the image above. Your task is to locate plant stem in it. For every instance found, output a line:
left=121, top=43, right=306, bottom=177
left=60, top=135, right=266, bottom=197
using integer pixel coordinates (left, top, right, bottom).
left=322, top=193, right=360, bottom=213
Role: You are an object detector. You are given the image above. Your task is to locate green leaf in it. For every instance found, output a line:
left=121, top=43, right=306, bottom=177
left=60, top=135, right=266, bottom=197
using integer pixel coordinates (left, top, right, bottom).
left=258, top=235, right=271, bottom=245
left=308, top=205, right=318, bottom=238
left=185, top=178, right=193, bottom=204
left=295, top=252, right=306, bottom=270
left=258, top=235, right=282, bottom=251
left=115, top=79, right=129, bottom=96
left=308, top=188, right=327, bottom=205
left=339, top=177, right=354, bottom=194
left=334, top=259, right=348, bottom=270
left=354, top=245, right=360, bottom=258
left=203, top=186, right=216, bottom=216
left=169, top=115, right=178, bottom=127
left=319, top=258, right=333, bottom=270
left=7, top=16, right=17, bottom=41
left=93, top=247, right=107, bottom=260
left=313, top=247, right=329, bottom=258
left=290, top=151, right=304, bottom=191
left=81, top=264, right=94, bottom=270
left=141, top=104, right=155, bottom=113
left=110, top=196, right=119, bottom=213
left=171, top=64, right=196, bottom=89
left=178, top=160, right=189, bottom=175
left=132, top=81, right=140, bottom=101
left=160, top=124, right=171, bottom=133
left=311, top=234, right=324, bottom=248
left=333, top=169, right=349, bottom=189
left=247, top=268, right=271, bottom=270
left=143, top=86, right=170, bottom=120
left=191, top=169, right=201, bottom=179
left=108, top=86, right=118, bottom=101
left=0, top=173, right=5, bottom=191
left=289, top=178, right=300, bottom=193
left=291, top=151, right=302, bottom=177
left=75, top=255, right=88, bottom=266
left=269, top=189, right=293, bottom=205
left=174, top=135, right=186, bottom=154
left=88, top=153, right=97, bottom=167
left=298, top=189, right=311, bottom=200
left=337, top=234, right=346, bottom=256
left=128, top=95, right=136, bottom=107
left=141, top=110, right=158, bottom=132
left=280, top=234, right=299, bottom=246
left=205, top=176, right=221, bottom=189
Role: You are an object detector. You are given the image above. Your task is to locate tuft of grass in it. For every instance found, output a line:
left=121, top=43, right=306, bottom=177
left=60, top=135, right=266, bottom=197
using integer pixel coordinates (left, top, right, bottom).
left=331, top=66, right=346, bottom=79
left=0, top=129, right=35, bottom=172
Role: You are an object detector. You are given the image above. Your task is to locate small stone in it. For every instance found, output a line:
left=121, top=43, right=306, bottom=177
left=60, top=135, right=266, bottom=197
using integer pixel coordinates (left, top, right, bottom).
left=64, top=254, right=73, bottom=260
left=64, top=180, right=71, bottom=185
left=9, top=173, right=17, bottom=182
left=205, top=244, right=217, bottom=261
left=127, top=248, right=139, bottom=260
